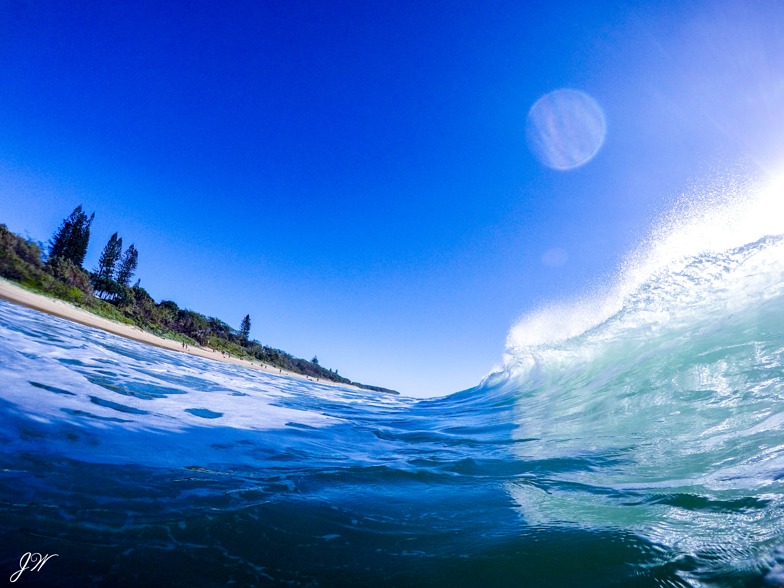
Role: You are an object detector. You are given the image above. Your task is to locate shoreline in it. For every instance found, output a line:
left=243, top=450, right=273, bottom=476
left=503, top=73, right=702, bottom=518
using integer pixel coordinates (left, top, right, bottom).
left=0, top=278, right=361, bottom=391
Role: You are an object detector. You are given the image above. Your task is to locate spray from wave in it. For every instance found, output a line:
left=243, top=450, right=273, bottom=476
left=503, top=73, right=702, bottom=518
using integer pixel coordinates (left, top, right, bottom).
left=505, top=168, right=784, bottom=363
left=494, top=168, right=784, bottom=584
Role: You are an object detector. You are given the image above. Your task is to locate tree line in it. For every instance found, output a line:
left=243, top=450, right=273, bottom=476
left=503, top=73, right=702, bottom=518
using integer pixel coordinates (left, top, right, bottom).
left=0, top=205, right=397, bottom=393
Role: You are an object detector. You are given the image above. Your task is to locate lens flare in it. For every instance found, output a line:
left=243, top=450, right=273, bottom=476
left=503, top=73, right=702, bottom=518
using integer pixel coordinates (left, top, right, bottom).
left=526, top=89, right=606, bottom=170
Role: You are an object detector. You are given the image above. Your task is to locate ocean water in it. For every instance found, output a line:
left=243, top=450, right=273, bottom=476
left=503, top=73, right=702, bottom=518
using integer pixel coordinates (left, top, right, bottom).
left=2, top=175, right=784, bottom=587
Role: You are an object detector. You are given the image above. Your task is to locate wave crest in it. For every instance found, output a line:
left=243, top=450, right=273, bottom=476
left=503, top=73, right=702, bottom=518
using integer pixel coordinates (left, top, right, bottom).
left=505, top=169, right=784, bottom=366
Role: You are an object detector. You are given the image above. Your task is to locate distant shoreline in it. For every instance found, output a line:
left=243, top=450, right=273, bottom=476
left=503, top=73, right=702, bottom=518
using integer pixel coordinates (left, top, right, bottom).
left=0, top=278, right=363, bottom=391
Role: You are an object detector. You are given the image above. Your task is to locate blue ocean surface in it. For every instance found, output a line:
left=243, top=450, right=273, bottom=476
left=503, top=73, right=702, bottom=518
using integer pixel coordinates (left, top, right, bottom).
left=2, top=182, right=784, bottom=586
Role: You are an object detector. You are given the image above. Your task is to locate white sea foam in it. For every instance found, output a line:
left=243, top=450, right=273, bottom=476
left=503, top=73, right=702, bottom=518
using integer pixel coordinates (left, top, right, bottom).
left=0, top=299, right=400, bottom=439
left=501, top=168, right=784, bottom=567
left=505, top=167, right=784, bottom=364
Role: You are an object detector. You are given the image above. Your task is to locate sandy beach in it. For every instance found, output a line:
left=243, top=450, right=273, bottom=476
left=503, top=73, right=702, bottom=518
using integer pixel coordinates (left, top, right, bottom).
left=0, top=278, right=356, bottom=390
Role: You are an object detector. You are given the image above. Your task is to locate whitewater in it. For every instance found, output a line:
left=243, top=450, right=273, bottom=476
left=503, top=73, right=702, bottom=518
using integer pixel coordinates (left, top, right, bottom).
left=1, top=171, right=783, bottom=586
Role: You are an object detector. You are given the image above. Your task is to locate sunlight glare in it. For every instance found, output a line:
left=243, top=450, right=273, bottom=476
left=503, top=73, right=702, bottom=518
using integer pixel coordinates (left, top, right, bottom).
left=526, top=89, right=606, bottom=171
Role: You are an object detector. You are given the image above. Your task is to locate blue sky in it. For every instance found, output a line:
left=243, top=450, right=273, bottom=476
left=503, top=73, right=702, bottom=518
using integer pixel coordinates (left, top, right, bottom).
left=2, top=1, right=784, bottom=397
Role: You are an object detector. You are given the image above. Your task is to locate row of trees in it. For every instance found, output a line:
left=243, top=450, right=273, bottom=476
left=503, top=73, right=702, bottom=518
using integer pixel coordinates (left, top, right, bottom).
left=47, top=206, right=139, bottom=300
left=0, top=206, right=396, bottom=392
left=93, top=233, right=138, bottom=300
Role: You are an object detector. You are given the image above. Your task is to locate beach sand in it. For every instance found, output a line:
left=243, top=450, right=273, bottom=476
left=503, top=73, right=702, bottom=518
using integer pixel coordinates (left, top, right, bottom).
left=0, top=278, right=356, bottom=390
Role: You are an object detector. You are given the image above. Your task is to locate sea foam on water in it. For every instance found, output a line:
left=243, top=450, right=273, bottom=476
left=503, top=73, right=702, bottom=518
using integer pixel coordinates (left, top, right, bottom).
left=505, top=168, right=784, bottom=364
left=500, top=168, right=784, bottom=584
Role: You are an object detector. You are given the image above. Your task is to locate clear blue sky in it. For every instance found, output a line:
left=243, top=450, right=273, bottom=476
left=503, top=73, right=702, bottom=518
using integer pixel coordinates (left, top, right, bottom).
left=2, top=1, right=783, bottom=397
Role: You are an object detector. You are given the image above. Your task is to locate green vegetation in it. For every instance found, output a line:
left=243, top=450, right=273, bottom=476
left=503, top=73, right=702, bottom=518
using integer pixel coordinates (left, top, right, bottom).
left=239, top=313, right=251, bottom=340
left=48, top=204, right=94, bottom=268
left=0, top=206, right=397, bottom=394
left=92, top=231, right=139, bottom=301
left=116, top=244, right=138, bottom=287
left=93, top=232, right=123, bottom=299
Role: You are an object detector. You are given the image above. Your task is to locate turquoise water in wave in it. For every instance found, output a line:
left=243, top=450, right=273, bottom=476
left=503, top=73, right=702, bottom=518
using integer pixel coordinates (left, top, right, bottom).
left=2, top=178, right=784, bottom=586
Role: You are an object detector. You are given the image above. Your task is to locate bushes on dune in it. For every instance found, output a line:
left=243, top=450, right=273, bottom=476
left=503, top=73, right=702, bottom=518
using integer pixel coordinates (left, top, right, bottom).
left=48, top=257, right=94, bottom=297
left=0, top=224, right=45, bottom=282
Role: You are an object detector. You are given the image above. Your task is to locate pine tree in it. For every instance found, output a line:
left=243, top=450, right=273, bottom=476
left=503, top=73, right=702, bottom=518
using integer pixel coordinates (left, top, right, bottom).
left=48, top=213, right=74, bottom=262
left=48, top=205, right=94, bottom=268
left=116, top=244, right=138, bottom=287
left=240, top=314, right=251, bottom=339
left=94, top=233, right=123, bottom=280
left=71, top=210, right=93, bottom=268
left=92, top=233, right=123, bottom=298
